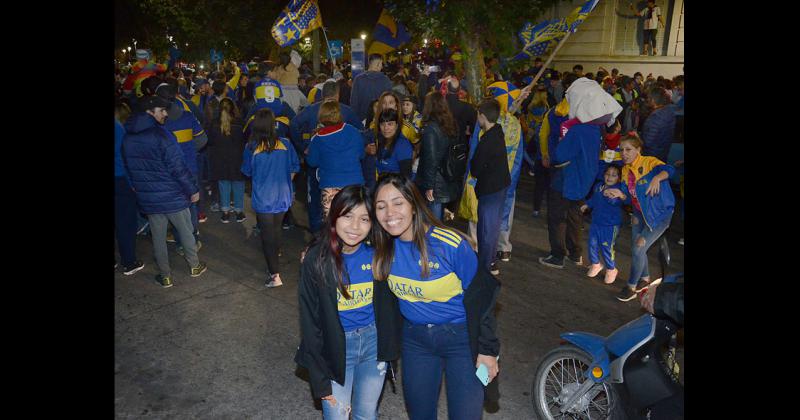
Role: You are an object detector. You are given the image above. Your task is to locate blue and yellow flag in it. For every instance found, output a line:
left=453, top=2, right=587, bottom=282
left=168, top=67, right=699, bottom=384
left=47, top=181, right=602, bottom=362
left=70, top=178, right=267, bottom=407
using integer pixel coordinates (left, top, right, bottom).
left=271, top=0, right=323, bottom=47
left=513, top=0, right=599, bottom=60
left=367, top=8, right=411, bottom=56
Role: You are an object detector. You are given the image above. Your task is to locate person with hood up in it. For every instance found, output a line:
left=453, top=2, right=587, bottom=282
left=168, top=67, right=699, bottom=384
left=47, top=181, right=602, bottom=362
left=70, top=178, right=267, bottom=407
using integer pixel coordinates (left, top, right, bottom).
left=539, top=76, right=622, bottom=270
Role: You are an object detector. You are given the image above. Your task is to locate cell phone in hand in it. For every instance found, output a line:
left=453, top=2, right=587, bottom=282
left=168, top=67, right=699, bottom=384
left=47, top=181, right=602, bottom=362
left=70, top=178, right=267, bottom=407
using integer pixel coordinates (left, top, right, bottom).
left=475, top=364, right=489, bottom=386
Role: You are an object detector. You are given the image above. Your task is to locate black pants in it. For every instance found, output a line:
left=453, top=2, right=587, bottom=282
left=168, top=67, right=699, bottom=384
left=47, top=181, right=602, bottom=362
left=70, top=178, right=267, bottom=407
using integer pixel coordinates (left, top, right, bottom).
left=114, top=177, right=139, bottom=266
left=256, top=212, right=286, bottom=275
left=532, top=160, right=551, bottom=212
left=546, top=188, right=582, bottom=261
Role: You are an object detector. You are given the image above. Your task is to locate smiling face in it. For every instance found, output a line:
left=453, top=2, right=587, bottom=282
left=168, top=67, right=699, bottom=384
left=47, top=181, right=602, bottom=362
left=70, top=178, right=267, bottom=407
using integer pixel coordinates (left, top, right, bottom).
left=620, top=140, right=641, bottom=164
left=604, top=167, right=621, bottom=186
left=335, top=204, right=371, bottom=253
left=375, top=184, right=414, bottom=241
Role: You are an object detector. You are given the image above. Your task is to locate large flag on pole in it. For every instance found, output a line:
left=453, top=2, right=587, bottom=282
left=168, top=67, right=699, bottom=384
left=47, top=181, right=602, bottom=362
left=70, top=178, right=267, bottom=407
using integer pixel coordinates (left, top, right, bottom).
left=367, top=8, right=411, bottom=56
left=271, top=0, right=323, bottom=47
left=513, top=0, right=599, bottom=60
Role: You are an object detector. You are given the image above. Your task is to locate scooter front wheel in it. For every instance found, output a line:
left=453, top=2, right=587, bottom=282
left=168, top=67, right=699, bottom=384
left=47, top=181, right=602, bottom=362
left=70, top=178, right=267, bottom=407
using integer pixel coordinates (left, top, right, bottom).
left=532, top=345, right=623, bottom=420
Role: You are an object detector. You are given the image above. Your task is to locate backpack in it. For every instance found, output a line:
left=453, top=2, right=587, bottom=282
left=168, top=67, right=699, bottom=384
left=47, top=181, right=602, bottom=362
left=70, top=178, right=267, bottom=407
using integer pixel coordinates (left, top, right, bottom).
left=439, top=132, right=468, bottom=182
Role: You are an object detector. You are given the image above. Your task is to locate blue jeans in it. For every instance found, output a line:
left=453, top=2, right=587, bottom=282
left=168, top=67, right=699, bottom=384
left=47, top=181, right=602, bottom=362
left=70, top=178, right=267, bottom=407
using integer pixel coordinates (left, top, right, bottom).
left=628, top=210, right=673, bottom=287
left=427, top=201, right=444, bottom=221
left=218, top=180, right=245, bottom=212
left=401, top=322, right=484, bottom=420
left=477, top=188, right=508, bottom=271
left=322, top=323, right=386, bottom=420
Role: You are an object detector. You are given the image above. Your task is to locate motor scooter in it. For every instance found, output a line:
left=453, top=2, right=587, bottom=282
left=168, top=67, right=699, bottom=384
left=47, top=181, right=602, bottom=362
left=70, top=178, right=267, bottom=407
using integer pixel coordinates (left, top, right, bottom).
left=531, top=238, right=683, bottom=419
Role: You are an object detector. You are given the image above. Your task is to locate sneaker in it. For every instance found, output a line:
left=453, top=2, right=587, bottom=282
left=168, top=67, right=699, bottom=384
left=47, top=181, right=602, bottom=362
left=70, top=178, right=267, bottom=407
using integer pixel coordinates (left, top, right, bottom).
left=604, top=268, right=618, bottom=284
left=567, top=255, right=583, bottom=266
left=136, top=221, right=150, bottom=235
left=490, top=262, right=500, bottom=275
left=678, top=238, right=684, bottom=246
left=155, top=274, right=173, bottom=288
left=498, top=251, right=511, bottom=262
left=236, top=212, right=247, bottom=223
left=221, top=211, right=231, bottom=224
left=166, top=231, right=177, bottom=243
left=282, top=221, right=292, bottom=230
left=586, top=263, right=603, bottom=278
left=616, top=285, right=637, bottom=302
left=539, top=255, right=564, bottom=269
left=176, top=240, right=202, bottom=257
left=198, top=212, right=208, bottom=223
left=190, top=262, right=208, bottom=277
left=123, top=261, right=145, bottom=276
left=209, top=202, right=221, bottom=212
left=532, top=210, right=540, bottom=218
left=266, top=274, right=283, bottom=288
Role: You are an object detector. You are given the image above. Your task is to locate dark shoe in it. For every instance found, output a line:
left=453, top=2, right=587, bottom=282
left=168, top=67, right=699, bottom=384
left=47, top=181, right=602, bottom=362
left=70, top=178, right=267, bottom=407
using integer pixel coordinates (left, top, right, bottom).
left=634, top=278, right=651, bottom=293
left=221, top=212, right=231, bottom=224
left=567, top=255, right=583, bottom=266
left=166, top=231, right=177, bottom=243
left=490, top=262, right=500, bottom=275
left=236, top=212, right=246, bottom=223
left=123, top=261, right=145, bottom=276
left=198, top=212, right=208, bottom=223
left=616, top=285, right=637, bottom=302
left=155, top=274, right=173, bottom=288
left=498, top=251, right=511, bottom=262
left=190, top=262, right=208, bottom=277
left=539, top=255, right=564, bottom=269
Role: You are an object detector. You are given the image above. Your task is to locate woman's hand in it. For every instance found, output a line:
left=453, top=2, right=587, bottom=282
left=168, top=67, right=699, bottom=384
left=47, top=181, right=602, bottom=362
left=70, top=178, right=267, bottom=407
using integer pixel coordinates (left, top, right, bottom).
left=425, top=189, right=435, bottom=202
left=476, top=354, right=499, bottom=384
left=603, top=188, right=625, bottom=199
left=646, top=178, right=661, bottom=196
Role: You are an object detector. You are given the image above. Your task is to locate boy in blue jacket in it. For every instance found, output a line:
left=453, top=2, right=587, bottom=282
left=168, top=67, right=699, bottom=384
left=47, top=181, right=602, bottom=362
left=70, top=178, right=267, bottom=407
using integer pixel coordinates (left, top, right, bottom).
left=581, top=165, right=626, bottom=284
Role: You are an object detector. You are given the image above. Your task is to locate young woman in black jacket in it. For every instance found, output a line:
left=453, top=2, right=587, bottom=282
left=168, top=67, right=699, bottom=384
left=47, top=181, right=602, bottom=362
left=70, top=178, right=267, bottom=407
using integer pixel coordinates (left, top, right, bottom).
left=295, top=185, right=393, bottom=420
left=417, top=92, right=460, bottom=221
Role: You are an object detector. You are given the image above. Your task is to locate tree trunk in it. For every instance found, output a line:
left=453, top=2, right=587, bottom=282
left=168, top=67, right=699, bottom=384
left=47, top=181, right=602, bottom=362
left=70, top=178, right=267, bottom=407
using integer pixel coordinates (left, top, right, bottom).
left=312, top=29, right=321, bottom=74
left=460, top=33, right=486, bottom=105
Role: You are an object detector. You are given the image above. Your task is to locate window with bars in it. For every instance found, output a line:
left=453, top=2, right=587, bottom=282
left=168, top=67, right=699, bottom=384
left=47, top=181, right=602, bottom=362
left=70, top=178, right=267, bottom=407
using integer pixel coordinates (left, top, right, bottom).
left=614, top=0, right=674, bottom=56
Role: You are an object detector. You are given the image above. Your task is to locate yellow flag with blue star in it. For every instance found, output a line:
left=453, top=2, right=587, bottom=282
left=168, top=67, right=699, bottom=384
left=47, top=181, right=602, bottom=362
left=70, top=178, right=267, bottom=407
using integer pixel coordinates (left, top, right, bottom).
left=271, top=0, right=323, bottom=47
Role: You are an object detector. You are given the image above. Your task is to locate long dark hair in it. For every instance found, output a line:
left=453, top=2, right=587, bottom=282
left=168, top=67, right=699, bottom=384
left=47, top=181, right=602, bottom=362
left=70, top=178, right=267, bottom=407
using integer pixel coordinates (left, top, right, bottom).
left=421, top=91, right=458, bottom=138
left=377, top=108, right=402, bottom=158
left=248, top=108, right=279, bottom=153
left=313, top=185, right=373, bottom=299
left=371, top=173, right=473, bottom=282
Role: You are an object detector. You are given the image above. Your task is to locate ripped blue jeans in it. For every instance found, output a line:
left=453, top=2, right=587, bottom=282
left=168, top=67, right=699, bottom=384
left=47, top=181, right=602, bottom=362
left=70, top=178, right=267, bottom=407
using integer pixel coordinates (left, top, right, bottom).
left=323, top=323, right=386, bottom=420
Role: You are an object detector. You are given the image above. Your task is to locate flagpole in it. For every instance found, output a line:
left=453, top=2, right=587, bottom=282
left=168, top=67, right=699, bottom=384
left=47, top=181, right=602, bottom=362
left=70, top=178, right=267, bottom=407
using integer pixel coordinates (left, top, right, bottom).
left=509, top=30, right=572, bottom=114
left=319, top=26, right=336, bottom=68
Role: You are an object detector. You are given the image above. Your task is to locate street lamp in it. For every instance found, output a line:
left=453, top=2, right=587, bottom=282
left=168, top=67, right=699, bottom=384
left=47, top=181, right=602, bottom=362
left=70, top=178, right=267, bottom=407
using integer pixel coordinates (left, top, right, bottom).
left=360, top=33, right=367, bottom=40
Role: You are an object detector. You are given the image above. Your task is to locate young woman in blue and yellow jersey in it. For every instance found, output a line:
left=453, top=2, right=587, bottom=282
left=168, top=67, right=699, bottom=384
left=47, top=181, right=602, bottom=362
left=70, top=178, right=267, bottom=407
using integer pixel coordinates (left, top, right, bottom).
left=375, top=108, right=413, bottom=179
left=603, top=133, right=675, bottom=302
left=241, top=109, right=300, bottom=288
left=295, top=185, right=391, bottom=420
left=371, top=174, right=500, bottom=420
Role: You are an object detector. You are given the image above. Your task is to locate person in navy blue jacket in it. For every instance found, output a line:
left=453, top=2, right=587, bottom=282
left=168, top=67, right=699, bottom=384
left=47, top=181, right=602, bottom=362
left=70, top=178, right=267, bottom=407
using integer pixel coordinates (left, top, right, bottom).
left=122, top=95, right=208, bottom=288
left=306, top=101, right=366, bottom=220
left=241, top=108, right=300, bottom=288
left=641, top=87, right=675, bottom=163
left=581, top=165, right=627, bottom=284
left=115, top=101, right=144, bottom=276
left=290, top=81, right=363, bottom=234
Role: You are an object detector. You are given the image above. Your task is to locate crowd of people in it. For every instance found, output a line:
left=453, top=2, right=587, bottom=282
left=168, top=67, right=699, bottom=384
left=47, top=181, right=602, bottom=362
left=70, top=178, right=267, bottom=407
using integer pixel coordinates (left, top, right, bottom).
left=114, top=47, right=684, bottom=418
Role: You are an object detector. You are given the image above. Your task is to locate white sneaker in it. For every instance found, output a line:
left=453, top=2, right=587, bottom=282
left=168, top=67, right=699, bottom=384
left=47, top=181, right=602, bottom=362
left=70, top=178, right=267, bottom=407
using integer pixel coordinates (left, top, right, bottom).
left=678, top=238, right=684, bottom=246
left=266, top=274, right=283, bottom=288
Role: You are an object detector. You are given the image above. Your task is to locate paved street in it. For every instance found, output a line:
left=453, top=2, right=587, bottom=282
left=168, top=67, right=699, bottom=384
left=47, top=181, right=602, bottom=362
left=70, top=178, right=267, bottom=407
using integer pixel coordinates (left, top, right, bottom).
left=114, top=172, right=684, bottom=419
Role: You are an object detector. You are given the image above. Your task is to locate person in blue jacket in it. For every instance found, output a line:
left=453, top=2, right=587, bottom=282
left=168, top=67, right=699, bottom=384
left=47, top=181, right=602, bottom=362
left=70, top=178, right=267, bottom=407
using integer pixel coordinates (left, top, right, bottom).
left=115, top=101, right=144, bottom=276
left=374, top=108, right=413, bottom=178
left=290, top=81, right=363, bottom=234
left=603, top=133, right=674, bottom=302
left=640, top=87, right=675, bottom=163
left=305, top=101, right=366, bottom=220
left=241, top=108, right=300, bottom=288
left=122, top=95, right=208, bottom=288
left=242, top=67, right=296, bottom=140
left=581, top=165, right=626, bottom=285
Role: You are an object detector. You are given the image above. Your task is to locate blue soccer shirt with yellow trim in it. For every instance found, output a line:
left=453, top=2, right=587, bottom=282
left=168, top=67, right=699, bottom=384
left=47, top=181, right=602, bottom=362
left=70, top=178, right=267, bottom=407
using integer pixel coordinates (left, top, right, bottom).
left=338, top=244, right=376, bottom=332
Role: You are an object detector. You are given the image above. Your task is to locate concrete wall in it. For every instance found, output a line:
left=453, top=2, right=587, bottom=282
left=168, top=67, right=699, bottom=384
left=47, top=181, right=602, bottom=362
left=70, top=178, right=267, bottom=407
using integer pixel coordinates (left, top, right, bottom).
left=541, top=0, right=684, bottom=78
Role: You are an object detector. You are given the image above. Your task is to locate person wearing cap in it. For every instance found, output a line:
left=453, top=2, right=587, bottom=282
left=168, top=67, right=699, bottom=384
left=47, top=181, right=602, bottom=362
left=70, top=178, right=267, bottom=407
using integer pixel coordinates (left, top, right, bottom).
left=191, top=78, right=212, bottom=117
left=121, top=95, right=208, bottom=288
left=156, top=83, right=208, bottom=242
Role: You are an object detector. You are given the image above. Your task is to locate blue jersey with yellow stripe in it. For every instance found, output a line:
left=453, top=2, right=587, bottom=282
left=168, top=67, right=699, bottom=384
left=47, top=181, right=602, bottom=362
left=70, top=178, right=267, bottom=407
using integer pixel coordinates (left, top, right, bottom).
left=388, top=226, right=478, bottom=325
left=163, top=109, right=204, bottom=176
left=241, top=138, right=300, bottom=214
left=339, top=244, right=376, bottom=332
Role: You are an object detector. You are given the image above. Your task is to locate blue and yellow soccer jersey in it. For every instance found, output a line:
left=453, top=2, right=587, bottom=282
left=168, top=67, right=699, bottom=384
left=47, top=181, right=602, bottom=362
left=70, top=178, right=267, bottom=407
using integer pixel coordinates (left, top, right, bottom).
left=338, top=244, right=377, bottom=332
left=163, top=109, right=205, bottom=176
left=388, top=226, right=478, bottom=325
